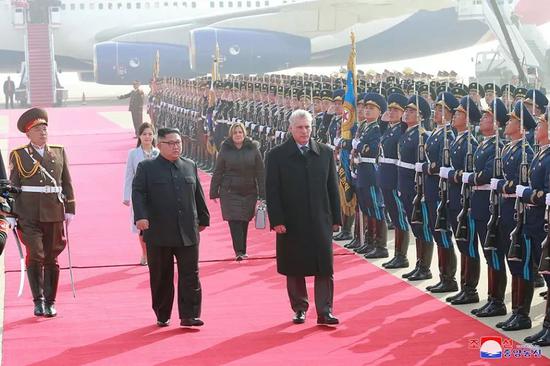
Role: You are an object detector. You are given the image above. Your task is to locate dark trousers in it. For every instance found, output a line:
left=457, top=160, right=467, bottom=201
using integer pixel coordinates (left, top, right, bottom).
left=146, top=244, right=202, bottom=322
left=18, top=219, right=66, bottom=267
left=228, top=220, right=249, bottom=255
left=5, top=94, right=14, bottom=109
left=286, top=275, right=333, bottom=316
left=131, top=109, right=143, bottom=136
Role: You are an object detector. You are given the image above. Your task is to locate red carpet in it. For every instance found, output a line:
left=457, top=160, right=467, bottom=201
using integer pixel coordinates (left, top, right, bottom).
left=2, top=106, right=548, bottom=365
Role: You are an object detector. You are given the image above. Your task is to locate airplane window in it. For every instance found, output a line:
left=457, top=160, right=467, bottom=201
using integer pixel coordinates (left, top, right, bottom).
left=264, top=0, right=269, bottom=5
left=228, top=1, right=233, bottom=7
left=108, top=3, right=113, bottom=9
left=219, top=1, right=224, bottom=7
left=237, top=1, right=242, bottom=7
left=145, top=2, right=150, bottom=8
left=90, top=3, right=95, bottom=9
left=70, top=3, right=75, bottom=10
left=255, top=1, right=260, bottom=6
left=191, top=1, right=196, bottom=8
left=163, top=2, right=168, bottom=7
left=182, top=1, right=187, bottom=7
left=60, top=4, right=66, bottom=10
left=210, top=1, right=214, bottom=7
left=246, top=1, right=251, bottom=7
left=136, top=2, right=141, bottom=8
left=80, top=3, right=85, bottom=10
left=127, top=2, right=132, bottom=9
left=173, top=1, right=178, bottom=6
left=98, top=3, right=104, bottom=9
left=154, top=2, right=159, bottom=8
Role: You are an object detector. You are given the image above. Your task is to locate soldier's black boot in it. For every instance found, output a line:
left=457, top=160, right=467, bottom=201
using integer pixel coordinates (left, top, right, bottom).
left=429, top=247, right=458, bottom=293
left=528, top=295, right=550, bottom=346
left=334, top=214, right=353, bottom=241
left=402, top=238, right=422, bottom=279
left=364, top=219, right=388, bottom=259
left=27, top=264, right=44, bottom=316
left=345, top=211, right=362, bottom=249
left=354, top=217, right=376, bottom=254
left=452, top=256, right=480, bottom=305
left=408, top=240, right=433, bottom=281
left=43, top=265, right=60, bottom=318
left=499, top=276, right=520, bottom=328
left=383, top=229, right=409, bottom=269
left=502, top=278, right=532, bottom=330
left=447, top=253, right=467, bottom=302
left=477, top=268, right=507, bottom=318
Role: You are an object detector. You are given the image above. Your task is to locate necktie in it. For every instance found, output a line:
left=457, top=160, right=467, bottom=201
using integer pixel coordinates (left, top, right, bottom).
left=300, top=145, right=309, bottom=155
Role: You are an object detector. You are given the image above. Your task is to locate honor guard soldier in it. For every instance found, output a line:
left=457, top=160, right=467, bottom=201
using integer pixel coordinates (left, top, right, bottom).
left=507, top=109, right=550, bottom=331
left=373, top=91, right=409, bottom=259
left=491, top=101, right=535, bottom=330
left=349, top=93, right=387, bottom=255
left=417, top=91, right=458, bottom=293
left=483, top=83, right=500, bottom=110
left=441, top=96, right=481, bottom=305
left=9, top=108, right=76, bottom=317
left=462, top=98, right=507, bottom=317
left=528, top=111, right=550, bottom=347
left=398, top=94, right=434, bottom=276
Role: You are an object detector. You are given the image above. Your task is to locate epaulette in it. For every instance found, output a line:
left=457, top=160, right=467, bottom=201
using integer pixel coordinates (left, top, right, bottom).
left=48, top=144, right=64, bottom=148
left=13, top=145, right=28, bottom=151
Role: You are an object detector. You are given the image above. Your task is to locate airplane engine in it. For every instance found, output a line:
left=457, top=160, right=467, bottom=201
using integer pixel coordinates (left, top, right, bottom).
left=189, top=27, right=311, bottom=74
left=93, top=41, right=194, bottom=85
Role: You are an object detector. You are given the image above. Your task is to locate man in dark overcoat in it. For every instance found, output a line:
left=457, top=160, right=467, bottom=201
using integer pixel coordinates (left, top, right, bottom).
left=266, top=109, right=342, bottom=325
left=132, top=127, right=210, bottom=327
left=119, top=80, right=145, bottom=137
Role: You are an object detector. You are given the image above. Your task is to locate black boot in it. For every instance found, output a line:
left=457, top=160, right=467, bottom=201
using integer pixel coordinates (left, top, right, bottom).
left=354, top=217, right=376, bottom=253
left=345, top=211, right=363, bottom=249
left=427, top=247, right=458, bottom=293
left=529, top=296, right=550, bottom=346
left=476, top=268, right=507, bottom=317
left=364, top=219, right=388, bottom=258
left=502, top=278, right=533, bottom=330
left=383, top=229, right=409, bottom=269
left=26, top=264, right=44, bottom=316
left=497, top=275, right=520, bottom=328
left=408, top=239, right=433, bottom=280
left=403, top=238, right=423, bottom=278
left=447, top=253, right=467, bottom=302
left=43, top=265, right=60, bottom=318
left=334, top=214, right=353, bottom=241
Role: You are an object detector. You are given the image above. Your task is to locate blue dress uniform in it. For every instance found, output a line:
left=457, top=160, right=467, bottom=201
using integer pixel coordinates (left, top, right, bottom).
left=372, top=93, right=409, bottom=260
left=398, top=95, right=434, bottom=277
left=351, top=93, right=387, bottom=255
left=421, top=92, right=458, bottom=293
left=444, top=96, right=481, bottom=305
left=466, top=98, right=507, bottom=317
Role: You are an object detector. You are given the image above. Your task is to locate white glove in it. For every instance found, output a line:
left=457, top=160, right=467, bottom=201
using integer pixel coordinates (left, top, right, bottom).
left=6, top=217, right=16, bottom=229
left=546, top=193, right=550, bottom=206
left=415, top=162, right=424, bottom=173
left=65, top=213, right=75, bottom=224
left=490, top=178, right=502, bottom=191
left=462, top=172, right=472, bottom=184
left=515, top=185, right=528, bottom=198
left=351, top=138, right=360, bottom=150
left=439, top=167, right=452, bottom=179
left=351, top=171, right=357, bottom=179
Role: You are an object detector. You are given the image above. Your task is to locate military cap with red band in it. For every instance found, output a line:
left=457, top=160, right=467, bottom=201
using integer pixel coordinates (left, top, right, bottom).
left=17, top=107, right=48, bottom=133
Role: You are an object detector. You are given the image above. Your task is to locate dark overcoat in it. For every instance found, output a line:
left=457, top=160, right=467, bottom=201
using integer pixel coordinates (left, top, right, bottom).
left=209, top=138, right=265, bottom=221
left=132, top=155, right=210, bottom=247
left=265, top=137, right=341, bottom=276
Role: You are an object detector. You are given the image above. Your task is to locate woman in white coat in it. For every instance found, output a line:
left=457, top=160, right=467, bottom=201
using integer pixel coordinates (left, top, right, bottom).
left=123, top=122, right=159, bottom=265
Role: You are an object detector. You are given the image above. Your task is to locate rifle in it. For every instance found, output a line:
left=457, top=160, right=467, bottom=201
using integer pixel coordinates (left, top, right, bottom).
left=435, top=93, right=451, bottom=231
left=411, top=92, right=426, bottom=224
left=484, top=84, right=502, bottom=251
left=508, top=101, right=528, bottom=261
left=455, top=96, right=473, bottom=242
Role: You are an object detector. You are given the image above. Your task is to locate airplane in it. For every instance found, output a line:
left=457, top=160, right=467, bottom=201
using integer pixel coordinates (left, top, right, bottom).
left=0, top=0, right=549, bottom=85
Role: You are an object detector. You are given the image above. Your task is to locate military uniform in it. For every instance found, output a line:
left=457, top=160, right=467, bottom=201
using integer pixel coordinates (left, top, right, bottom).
left=10, top=108, right=75, bottom=318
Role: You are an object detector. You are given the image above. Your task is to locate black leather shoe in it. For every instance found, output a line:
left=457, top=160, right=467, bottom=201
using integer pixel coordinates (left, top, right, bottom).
left=532, top=329, right=550, bottom=347
left=408, top=268, right=432, bottom=281
left=344, top=238, right=358, bottom=248
left=34, top=302, right=45, bottom=317
left=402, top=265, right=419, bottom=279
left=428, top=280, right=458, bottom=293
left=471, top=300, right=491, bottom=315
left=382, top=256, right=398, bottom=268
left=180, top=318, right=204, bottom=327
left=384, top=255, right=409, bottom=269
left=426, top=281, right=441, bottom=291
left=501, top=314, right=531, bottom=330
left=317, top=313, right=339, bottom=325
left=333, top=232, right=352, bottom=241
left=524, top=328, right=546, bottom=343
left=44, top=303, right=57, bottom=318
left=446, top=290, right=464, bottom=303
left=475, top=301, right=507, bottom=318
left=450, top=291, right=479, bottom=305
left=364, top=247, right=389, bottom=259
left=292, top=311, right=306, bottom=324
left=157, top=319, right=170, bottom=327
left=354, top=244, right=374, bottom=254
left=497, top=314, right=517, bottom=329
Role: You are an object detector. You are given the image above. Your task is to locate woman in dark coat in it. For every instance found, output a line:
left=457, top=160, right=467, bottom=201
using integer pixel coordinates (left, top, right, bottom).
left=210, top=122, right=265, bottom=260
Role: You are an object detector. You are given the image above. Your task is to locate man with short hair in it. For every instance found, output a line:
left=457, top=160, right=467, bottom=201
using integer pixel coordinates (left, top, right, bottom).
left=132, top=127, right=210, bottom=327
left=119, top=80, right=145, bottom=137
left=3, top=76, right=15, bottom=109
left=266, top=109, right=342, bottom=325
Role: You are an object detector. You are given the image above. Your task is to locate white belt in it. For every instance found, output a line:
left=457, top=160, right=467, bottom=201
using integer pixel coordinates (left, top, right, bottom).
left=359, top=157, right=376, bottom=164
left=397, top=161, right=415, bottom=170
left=21, top=185, right=62, bottom=193
left=473, top=184, right=491, bottom=191
left=502, top=193, right=516, bottom=198
left=378, top=157, right=398, bottom=165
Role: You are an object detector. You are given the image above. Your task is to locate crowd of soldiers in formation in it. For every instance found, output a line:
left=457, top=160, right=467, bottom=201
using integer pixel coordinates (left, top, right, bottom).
left=146, top=73, right=550, bottom=347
